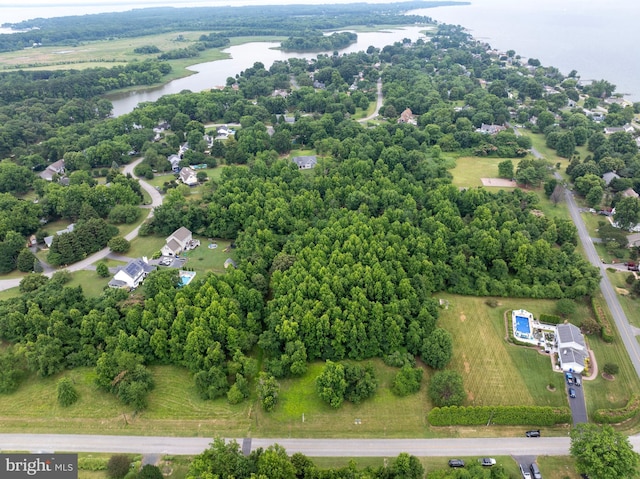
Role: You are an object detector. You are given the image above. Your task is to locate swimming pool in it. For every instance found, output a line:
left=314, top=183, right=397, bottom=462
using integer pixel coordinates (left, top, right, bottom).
left=179, top=270, right=196, bottom=286
left=515, top=315, right=531, bottom=336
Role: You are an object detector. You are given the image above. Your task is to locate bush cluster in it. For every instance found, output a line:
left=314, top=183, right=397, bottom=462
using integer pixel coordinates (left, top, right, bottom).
left=591, top=297, right=614, bottom=342
left=593, top=395, right=640, bottom=424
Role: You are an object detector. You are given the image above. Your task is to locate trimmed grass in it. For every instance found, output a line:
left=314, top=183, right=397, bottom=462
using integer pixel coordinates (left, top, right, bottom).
left=538, top=456, right=581, bottom=479
left=449, top=156, right=518, bottom=189
left=65, top=270, right=111, bottom=297
left=127, top=235, right=168, bottom=259
left=437, top=294, right=566, bottom=408
left=182, top=237, right=235, bottom=274
left=0, top=366, right=252, bottom=436
left=0, top=286, right=21, bottom=301
left=607, top=270, right=640, bottom=328
left=255, top=359, right=432, bottom=438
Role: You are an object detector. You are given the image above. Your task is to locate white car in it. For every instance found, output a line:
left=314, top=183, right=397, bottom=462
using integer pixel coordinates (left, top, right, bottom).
left=480, top=458, right=496, bottom=467
left=520, top=464, right=532, bottom=479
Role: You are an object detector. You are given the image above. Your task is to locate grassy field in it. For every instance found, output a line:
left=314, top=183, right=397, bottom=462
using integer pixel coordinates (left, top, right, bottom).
left=65, top=270, right=111, bottom=297
left=182, top=237, right=235, bottom=274
left=437, top=294, right=566, bottom=408
left=606, top=270, right=640, bottom=328
left=449, top=157, right=518, bottom=189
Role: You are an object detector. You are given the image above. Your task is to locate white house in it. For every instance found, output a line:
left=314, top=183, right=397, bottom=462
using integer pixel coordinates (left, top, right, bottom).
left=179, top=167, right=198, bottom=186
left=555, top=323, right=588, bottom=374
left=161, top=226, right=195, bottom=257
left=39, top=159, right=66, bottom=181
left=108, top=257, right=156, bottom=290
left=167, top=154, right=181, bottom=172
left=292, top=155, right=317, bottom=169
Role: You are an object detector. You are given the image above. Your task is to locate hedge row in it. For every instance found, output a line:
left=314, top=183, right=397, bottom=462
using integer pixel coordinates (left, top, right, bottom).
left=428, top=405, right=571, bottom=426
left=539, top=313, right=563, bottom=325
left=591, top=297, right=614, bottom=343
left=593, top=395, right=640, bottom=424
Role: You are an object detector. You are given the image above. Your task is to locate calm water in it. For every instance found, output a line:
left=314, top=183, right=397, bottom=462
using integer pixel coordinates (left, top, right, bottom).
left=108, top=26, right=428, bottom=116
left=418, top=0, right=640, bottom=100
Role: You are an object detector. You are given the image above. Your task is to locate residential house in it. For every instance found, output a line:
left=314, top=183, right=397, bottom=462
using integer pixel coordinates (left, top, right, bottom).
left=215, top=126, right=235, bottom=140
left=602, top=172, right=621, bottom=186
left=44, top=223, right=75, bottom=248
left=179, top=166, right=198, bottom=186
left=292, top=155, right=317, bottom=169
left=39, top=159, right=66, bottom=181
left=622, top=188, right=639, bottom=199
left=398, top=108, right=417, bottom=125
left=476, top=123, right=506, bottom=135
left=168, top=154, right=181, bottom=172
left=604, top=124, right=634, bottom=135
left=161, top=226, right=196, bottom=257
left=555, top=323, right=588, bottom=374
left=108, top=257, right=156, bottom=290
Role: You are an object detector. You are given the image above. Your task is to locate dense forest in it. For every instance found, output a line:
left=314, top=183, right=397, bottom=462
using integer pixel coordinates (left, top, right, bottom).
left=0, top=2, right=452, bottom=52
left=3, top=12, right=639, bottom=414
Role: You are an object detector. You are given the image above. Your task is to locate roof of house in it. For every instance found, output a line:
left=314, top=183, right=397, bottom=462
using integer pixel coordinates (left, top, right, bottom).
left=164, top=238, right=182, bottom=253
left=622, top=188, right=639, bottom=199
left=122, top=258, right=155, bottom=279
left=556, top=323, right=586, bottom=349
left=603, top=172, right=621, bottom=186
left=559, top=346, right=588, bottom=368
left=172, top=226, right=192, bottom=243
left=180, top=167, right=196, bottom=182
left=292, top=155, right=317, bottom=167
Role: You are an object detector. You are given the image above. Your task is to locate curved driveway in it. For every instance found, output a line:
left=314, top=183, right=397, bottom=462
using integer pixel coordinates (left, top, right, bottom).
left=0, top=158, right=162, bottom=291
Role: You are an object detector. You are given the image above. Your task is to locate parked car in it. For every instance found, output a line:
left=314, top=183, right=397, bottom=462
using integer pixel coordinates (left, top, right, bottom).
left=480, top=458, right=496, bottom=467
left=526, top=430, right=541, bottom=437
left=574, top=376, right=581, bottom=387
left=530, top=462, right=542, bottom=479
left=448, top=459, right=465, bottom=468
left=569, top=387, right=576, bottom=398
left=519, top=464, right=532, bottom=479
left=565, top=372, right=573, bottom=384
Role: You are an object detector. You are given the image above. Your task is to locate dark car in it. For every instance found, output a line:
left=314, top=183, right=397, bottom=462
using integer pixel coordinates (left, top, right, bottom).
left=569, top=387, right=576, bottom=398
left=574, top=376, right=581, bottom=387
left=448, top=459, right=465, bottom=468
left=526, top=429, right=541, bottom=437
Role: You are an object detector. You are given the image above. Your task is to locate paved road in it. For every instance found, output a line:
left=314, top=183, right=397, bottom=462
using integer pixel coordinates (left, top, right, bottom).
left=0, top=158, right=162, bottom=292
left=560, top=176, right=640, bottom=378
left=0, top=434, right=575, bottom=456
left=359, top=79, right=383, bottom=123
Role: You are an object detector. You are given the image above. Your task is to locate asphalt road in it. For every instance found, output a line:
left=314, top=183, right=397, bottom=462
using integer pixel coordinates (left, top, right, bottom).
left=560, top=175, right=640, bottom=378
left=0, top=434, right=575, bottom=456
left=567, top=374, right=588, bottom=425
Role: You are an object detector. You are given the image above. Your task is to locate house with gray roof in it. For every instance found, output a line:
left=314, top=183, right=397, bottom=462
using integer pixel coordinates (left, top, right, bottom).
left=161, top=227, right=195, bottom=257
left=39, top=159, right=66, bottom=181
left=292, top=155, right=317, bottom=169
left=179, top=166, right=198, bottom=186
left=555, top=323, right=588, bottom=374
left=108, top=257, right=156, bottom=290
left=602, top=172, right=621, bottom=186
left=44, top=223, right=75, bottom=248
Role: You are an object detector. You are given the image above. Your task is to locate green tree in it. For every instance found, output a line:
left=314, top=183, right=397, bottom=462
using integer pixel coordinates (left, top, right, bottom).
left=108, top=236, right=131, bottom=253
left=497, top=159, right=514, bottom=179
left=570, top=423, right=639, bottom=479
left=138, top=465, right=163, bottom=479
left=257, top=444, right=296, bottom=479
left=316, top=360, right=346, bottom=408
left=392, top=364, right=423, bottom=396
left=614, top=197, right=640, bottom=230
left=106, top=455, right=131, bottom=479
left=603, top=363, right=619, bottom=375
left=96, top=262, right=110, bottom=278
left=389, top=452, right=424, bottom=479
left=556, top=299, right=576, bottom=317
left=428, top=370, right=466, bottom=407
left=16, top=248, right=36, bottom=273
left=421, top=328, right=453, bottom=369
left=56, top=377, right=79, bottom=407
left=257, top=372, right=280, bottom=412
left=19, top=273, right=48, bottom=293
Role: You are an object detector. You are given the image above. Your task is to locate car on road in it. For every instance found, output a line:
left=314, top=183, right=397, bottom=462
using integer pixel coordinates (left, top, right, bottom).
left=526, top=429, right=541, bottom=437
left=569, top=387, right=576, bottom=398
left=519, top=464, right=532, bottom=479
left=480, top=458, right=496, bottom=466
left=448, top=459, right=465, bottom=468
left=574, top=376, right=581, bottom=387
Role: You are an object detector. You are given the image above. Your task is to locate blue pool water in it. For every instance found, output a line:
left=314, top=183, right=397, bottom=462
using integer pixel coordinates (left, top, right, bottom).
left=179, top=271, right=196, bottom=286
left=515, top=316, right=531, bottom=335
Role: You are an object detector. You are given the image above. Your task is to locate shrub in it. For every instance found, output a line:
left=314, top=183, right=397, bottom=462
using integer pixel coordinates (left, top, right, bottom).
left=539, top=313, right=563, bottom=325
left=257, top=373, right=280, bottom=412
left=316, top=361, right=346, bottom=408
left=428, top=370, right=466, bottom=407
left=78, top=457, right=108, bottom=471
left=108, top=236, right=131, bottom=253
left=603, top=363, right=619, bottom=375
left=17, top=249, right=36, bottom=272
left=19, top=273, right=48, bottom=293
left=593, top=395, right=640, bottom=424
left=556, top=298, right=577, bottom=317
left=56, top=377, right=79, bottom=407
left=96, top=262, right=110, bottom=278
left=383, top=351, right=415, bottom=368
left=138, top=465, right=163, bottom=479
left=107, top=455, right=131, bottom=479
left=392, top=365, right=423, bottom=396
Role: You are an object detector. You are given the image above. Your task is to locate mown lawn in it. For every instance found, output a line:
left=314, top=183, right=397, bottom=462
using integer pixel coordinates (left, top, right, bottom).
left=182, top=237, right=235, bottom=274
left=449, top=157, right=520, bottom=189
left=66, top=270, right=111, bottom=297
left=607, top=270, right=640, bottom=328
left=437, top=294, right=566, bottom=408
left=127, top=235, right=168, bottom=259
